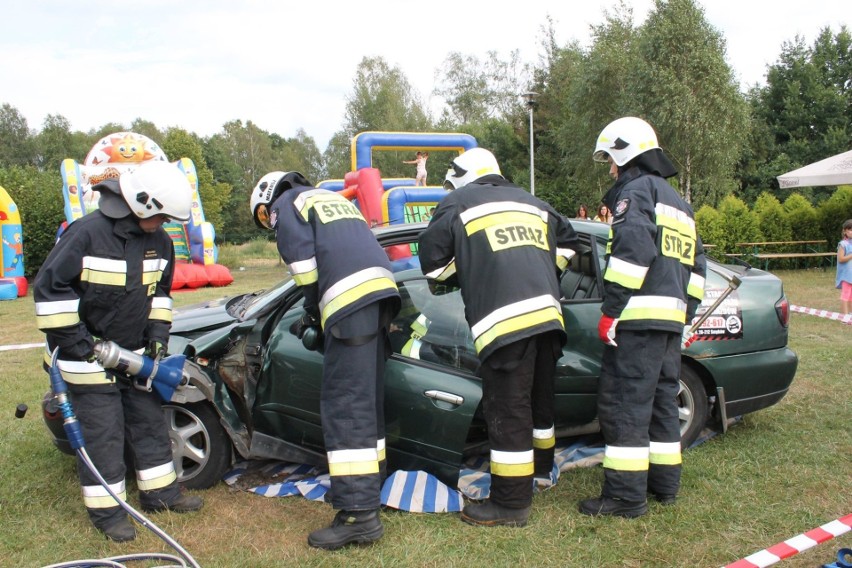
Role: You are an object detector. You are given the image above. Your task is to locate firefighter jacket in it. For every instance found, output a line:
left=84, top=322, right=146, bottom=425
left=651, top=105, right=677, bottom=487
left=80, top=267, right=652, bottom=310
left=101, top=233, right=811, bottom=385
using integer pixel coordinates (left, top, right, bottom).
left=270, top=185, right=400, bottom=331
left=418, top=175, right=579, bottom=361
left=34, top=208, right=175, bottom=385
left=600, top=166, right=706, bottom=333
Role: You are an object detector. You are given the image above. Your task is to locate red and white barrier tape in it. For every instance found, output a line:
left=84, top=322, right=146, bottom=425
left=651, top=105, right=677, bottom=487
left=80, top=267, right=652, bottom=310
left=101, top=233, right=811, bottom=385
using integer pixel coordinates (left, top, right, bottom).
left=790, top=305, right=852, bottom=325
left=723, top=513, right=852, bottom=567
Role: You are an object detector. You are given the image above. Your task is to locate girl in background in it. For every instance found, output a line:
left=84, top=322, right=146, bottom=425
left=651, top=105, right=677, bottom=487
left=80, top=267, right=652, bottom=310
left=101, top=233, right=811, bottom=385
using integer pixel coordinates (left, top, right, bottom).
left=836, top=219, right=852, bottom=314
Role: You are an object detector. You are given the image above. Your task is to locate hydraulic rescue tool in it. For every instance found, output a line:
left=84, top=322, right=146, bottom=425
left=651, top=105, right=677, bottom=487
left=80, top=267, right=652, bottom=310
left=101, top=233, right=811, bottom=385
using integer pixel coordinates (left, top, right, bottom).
left=93, top=340, right=188, bottom=402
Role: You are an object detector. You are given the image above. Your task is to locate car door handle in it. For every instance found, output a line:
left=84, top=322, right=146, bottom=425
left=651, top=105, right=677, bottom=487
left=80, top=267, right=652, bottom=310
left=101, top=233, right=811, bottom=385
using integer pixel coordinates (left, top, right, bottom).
left=423, top=390, right=464, bottom=406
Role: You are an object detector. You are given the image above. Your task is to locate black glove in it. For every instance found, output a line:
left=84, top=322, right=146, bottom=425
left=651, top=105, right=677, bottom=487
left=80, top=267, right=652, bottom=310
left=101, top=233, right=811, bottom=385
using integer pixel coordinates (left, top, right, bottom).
left=145, top=340, right=167, bottom=361
left=290, top=313, right=320, bottom=340
left=428, top=280, right=458, bottom=296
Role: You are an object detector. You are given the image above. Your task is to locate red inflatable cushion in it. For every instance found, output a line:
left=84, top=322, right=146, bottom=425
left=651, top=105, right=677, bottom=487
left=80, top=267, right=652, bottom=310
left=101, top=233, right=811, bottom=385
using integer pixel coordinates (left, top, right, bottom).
left=204, top=264, right=233, bottom=287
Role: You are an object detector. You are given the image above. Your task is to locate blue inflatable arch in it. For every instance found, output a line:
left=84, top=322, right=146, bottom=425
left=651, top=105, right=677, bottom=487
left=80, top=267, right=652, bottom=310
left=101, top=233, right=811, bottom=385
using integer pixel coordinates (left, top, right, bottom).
left=351, top=132, right=478, bottom=171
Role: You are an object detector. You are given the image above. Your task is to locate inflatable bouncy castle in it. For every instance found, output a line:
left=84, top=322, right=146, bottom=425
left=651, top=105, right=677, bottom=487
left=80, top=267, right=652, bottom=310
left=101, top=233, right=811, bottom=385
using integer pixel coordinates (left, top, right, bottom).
left=59, top=132, right=232, bottom=289
left=318, top=132, right=477, bottom=263
left=0, top=185, right=27, bottom=299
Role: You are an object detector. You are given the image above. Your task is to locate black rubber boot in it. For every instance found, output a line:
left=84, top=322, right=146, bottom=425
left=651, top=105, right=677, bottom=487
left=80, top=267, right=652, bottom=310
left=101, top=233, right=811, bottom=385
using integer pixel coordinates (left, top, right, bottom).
left=142, top=493, right=204, bottom=513
left=99, top=516, right=136, bottom=542
left=460, top=500, right=530, bottom=527
left=307, top=509, right=384, bottom=550
left=578, top=496, right=648, bottom=518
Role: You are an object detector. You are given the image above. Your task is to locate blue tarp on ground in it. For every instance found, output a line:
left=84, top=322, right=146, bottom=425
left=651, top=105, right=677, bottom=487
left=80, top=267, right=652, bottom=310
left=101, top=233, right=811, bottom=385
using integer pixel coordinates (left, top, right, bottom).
left=223, top=422, right=737, bottom=513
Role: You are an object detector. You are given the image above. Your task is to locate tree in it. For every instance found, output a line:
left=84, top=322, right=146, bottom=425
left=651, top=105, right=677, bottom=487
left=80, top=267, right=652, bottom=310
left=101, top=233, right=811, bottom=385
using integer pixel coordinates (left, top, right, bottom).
left=34, top=114, right=90, bottom=171
left=161, top=128, right=231, bottom=232
left=744, top=26, right=852, bottom=199
left=205, top=120, right=277, bottom=243
left=632, top=0, right=749, bottom=206
left=325, top=57, right=433, bottom=179
left=434, top=50, right=530, bottom=125
left=541, top=3, right=642, bottom=212
left=0, top=103, right=34, bottom=167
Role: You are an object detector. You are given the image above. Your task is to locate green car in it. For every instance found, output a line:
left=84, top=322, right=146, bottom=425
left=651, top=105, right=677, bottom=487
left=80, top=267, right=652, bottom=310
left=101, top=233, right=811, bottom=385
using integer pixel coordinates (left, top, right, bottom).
left=43, top=221, right=798, bottom=490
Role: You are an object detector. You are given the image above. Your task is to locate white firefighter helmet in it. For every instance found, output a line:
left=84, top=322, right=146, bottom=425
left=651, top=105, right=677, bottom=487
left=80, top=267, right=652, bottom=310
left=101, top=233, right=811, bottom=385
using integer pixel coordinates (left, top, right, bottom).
left=443, top=148, right=502, bottom=190
left=250, top=171, right=311, bottom=229
left=118, top=161, right=192, bottom=222
left=593, top=116, right=660, bottom=166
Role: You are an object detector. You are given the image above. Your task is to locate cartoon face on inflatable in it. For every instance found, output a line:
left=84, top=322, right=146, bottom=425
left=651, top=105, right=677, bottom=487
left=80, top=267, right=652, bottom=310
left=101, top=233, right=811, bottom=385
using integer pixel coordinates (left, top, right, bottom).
left=85, top=132, right=167, bottom=167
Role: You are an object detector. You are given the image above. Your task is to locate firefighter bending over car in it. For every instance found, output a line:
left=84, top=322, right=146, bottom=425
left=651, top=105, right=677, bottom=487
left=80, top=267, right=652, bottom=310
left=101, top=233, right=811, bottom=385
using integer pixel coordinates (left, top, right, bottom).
left=418, top=148, right=579, bottom=527
left=251, top=171, right=400, bottom=550
left=580, top=117, right=706, bottom=518
left=34, top=161, right=203, bottom=543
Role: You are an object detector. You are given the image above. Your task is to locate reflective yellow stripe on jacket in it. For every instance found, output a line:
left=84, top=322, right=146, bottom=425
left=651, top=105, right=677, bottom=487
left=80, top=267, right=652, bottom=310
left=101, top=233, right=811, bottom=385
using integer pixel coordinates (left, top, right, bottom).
left=149, top=296, right=173, bottom=323
left=35, top=298, right=81, bottom=330
left=81, top=256, right=127, bottom=286
left=619, top=295, right=687, bottom=325
left=319, top=267, right=397, bottom=328
left=471, top=294, right=563, bottom=355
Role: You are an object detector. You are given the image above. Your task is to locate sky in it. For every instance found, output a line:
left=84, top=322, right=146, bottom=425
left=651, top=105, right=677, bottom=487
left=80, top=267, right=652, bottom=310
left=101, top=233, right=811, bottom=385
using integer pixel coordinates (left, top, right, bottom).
left=0, top=1, right=847, bottom=151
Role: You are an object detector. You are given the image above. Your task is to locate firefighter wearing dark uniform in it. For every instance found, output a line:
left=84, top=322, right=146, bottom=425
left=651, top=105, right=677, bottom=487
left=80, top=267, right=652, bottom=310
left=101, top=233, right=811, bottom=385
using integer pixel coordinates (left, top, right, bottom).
left=250, top=171, right=400, bottom=550
left=579, top=117, right=706, bottom=518
left=418, top=148, right=579, bottom=527
left=34, top=161, right=202, bottom=543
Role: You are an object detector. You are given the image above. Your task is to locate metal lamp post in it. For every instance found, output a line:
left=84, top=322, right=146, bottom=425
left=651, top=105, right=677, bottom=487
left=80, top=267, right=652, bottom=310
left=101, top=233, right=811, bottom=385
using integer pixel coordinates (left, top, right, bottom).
left=522, top=91, right=538, bottom=196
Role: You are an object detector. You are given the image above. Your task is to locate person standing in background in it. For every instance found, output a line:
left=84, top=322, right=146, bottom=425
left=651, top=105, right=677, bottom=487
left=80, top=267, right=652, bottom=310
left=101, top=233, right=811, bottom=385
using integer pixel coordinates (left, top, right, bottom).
left=593, top=203, right=613, bottom=223
left=404, top=151, right=429, bottom=186
left=836, top=219, right=852, bottom=314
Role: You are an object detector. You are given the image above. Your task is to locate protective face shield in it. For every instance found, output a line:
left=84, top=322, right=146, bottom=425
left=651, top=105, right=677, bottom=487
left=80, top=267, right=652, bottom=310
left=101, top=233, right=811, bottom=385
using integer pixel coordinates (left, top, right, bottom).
left=443, top=148, right=502, bottom=190
left=593, top=117, right=659, bottom=167
left=250, top=171, right=311, bottom=229
left=118, top=161, right=193, bottom=222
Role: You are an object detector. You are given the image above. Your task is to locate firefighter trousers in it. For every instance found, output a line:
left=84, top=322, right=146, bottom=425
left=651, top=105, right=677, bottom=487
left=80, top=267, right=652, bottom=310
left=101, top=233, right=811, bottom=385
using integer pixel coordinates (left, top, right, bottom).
left=597, top=329, right=682, bottom=503
left=69, top=382, right=181, bottom=529
left=321, top=301, right=389, bottom=511
left=479, top=331, right=561, bottom=509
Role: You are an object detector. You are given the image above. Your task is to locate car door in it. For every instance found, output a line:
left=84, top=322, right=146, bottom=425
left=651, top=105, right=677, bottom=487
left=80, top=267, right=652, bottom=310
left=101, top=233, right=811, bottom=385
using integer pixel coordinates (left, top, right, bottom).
left=554, top=234, right=606, bottom=428
left=384, top=275, right=483, bottom=486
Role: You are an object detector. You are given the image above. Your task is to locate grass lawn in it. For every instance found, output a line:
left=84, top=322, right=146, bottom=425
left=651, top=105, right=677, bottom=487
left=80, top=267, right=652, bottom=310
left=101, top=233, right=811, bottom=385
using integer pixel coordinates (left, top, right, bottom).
left=1, top=252, right=849, bottom=567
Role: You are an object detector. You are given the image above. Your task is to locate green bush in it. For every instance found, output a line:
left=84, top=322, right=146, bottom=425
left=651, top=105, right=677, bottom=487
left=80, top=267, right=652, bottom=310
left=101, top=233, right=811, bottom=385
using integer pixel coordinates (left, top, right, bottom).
left=0, top=166, right=65, bottom=278
left=753, top=192, right=792, bottom=244
left=817, top=185, right=852, bottom=247
left=695, top=205, right=726, bottom=253
left=782, top=193, right=821, bottom=242
left=713, top=195, right=761, bottom=251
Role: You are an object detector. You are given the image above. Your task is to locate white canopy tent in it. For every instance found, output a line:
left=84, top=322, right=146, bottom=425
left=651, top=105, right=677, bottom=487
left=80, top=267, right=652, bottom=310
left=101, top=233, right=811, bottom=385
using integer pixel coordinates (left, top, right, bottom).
left=777, top=149, right=852, bottom=189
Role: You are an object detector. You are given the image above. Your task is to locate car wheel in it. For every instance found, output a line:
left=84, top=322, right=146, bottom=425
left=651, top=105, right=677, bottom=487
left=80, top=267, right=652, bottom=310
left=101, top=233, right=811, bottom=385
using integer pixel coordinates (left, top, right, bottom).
left=163, top=402, right=231, bottom=489
left=677, top=365, right=709, bottom=449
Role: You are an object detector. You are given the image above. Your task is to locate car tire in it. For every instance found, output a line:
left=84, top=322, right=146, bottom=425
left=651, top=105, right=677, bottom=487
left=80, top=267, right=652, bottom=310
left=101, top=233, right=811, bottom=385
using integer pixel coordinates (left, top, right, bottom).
left=163, top=402, right=231, bottom=490
left=677, top=365, right=709, bottom=449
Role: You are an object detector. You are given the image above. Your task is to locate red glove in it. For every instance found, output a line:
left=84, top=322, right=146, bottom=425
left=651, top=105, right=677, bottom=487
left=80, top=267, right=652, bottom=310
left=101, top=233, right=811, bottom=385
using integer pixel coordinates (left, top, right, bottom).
left=598, top=315, right=619, bottom=347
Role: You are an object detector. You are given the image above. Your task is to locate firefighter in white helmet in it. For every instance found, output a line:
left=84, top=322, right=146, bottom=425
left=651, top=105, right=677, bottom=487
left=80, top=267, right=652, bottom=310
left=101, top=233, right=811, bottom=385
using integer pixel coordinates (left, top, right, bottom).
left=34, top=160, right=202, bottom=542
left=250, top=170, right=400, bottom=550
left=419, top=148, right=579, bottom=527
left=579, top=117, right=706, bottom=518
